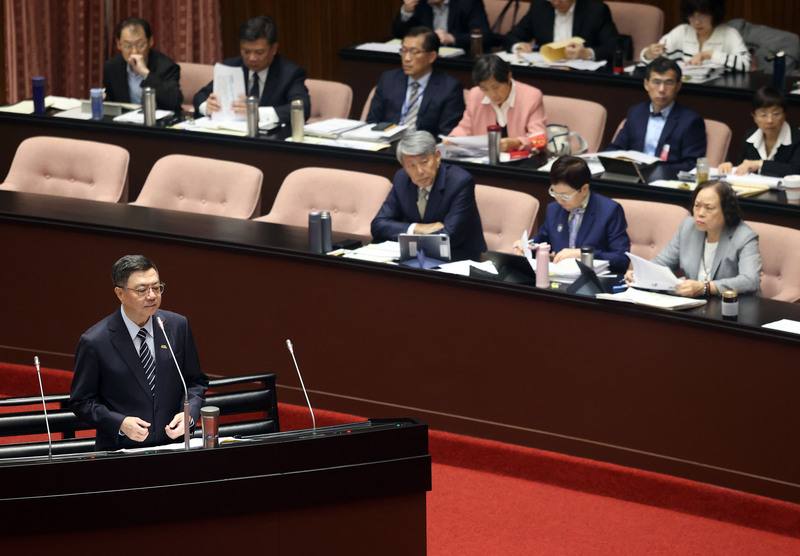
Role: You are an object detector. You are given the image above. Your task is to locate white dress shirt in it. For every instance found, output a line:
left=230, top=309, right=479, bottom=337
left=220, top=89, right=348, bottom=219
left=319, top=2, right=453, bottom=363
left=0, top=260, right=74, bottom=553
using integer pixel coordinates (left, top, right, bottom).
left=746, top=121, right=792, bottom=162
left=482, top=80, right=517, bottom=127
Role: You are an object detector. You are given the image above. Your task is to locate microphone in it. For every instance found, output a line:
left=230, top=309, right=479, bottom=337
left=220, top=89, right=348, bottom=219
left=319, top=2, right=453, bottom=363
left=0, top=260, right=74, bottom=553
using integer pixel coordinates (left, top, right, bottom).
left=286, top=339, right=316, bottom=431
left=33, top=356, right=53, bottom=462
left=156, top=316, right=191, bottom=450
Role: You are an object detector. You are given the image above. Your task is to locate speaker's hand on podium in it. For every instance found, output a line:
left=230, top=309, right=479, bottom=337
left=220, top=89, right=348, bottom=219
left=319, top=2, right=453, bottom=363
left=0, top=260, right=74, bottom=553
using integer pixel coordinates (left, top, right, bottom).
left=120, top=416, right=151, bottom=442
left=165, top=412, right=186, bottom=439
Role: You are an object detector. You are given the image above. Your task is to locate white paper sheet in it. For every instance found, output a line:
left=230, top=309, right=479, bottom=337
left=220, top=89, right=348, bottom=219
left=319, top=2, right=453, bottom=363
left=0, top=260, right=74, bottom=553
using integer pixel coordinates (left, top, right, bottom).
left=113, top=109, right=174, bottom=124
left=436, top=260, right=499, bottom=277
left=538, top=155, right=605, bottom=175
left=212, top=63, right=246, bottom=122
left=626, top=252, right=680, bottom=291
left=303, top=118, right=365, bottom=138
left=356, top=40, right=465, bottom=58
left=52, top=107, right=94, bottom=120
left=495, top=51, right=606, bottom=70
left=597, top=288, right=707, bottom=310
left=601, top=150, right=661, bottom=165
left=549, top=258, right=610, bottom=281
left=762, top=319, right=800, bottom=335
left=341, top=123, right=407, bottom=142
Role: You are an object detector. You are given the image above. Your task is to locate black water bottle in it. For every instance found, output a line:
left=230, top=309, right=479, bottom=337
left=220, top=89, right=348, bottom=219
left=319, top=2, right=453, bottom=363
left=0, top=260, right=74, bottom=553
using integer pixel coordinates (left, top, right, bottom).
left=772, top=51, right=786, bottom=92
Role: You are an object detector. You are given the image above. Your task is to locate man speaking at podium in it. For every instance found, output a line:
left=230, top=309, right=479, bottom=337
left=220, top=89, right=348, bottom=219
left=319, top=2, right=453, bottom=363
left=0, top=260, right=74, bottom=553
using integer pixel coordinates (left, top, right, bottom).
left=70, top=255, right=208, bottom=451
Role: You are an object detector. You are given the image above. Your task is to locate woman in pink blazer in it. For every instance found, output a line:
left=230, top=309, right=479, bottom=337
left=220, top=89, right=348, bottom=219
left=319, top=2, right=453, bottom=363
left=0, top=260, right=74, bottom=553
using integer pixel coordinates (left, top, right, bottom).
left=449, top=54, right=547, bottom=152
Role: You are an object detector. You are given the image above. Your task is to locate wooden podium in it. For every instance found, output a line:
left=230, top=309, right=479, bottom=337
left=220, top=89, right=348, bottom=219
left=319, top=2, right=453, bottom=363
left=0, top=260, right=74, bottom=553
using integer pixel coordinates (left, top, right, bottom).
left=0, top=419, right=431, bottom=555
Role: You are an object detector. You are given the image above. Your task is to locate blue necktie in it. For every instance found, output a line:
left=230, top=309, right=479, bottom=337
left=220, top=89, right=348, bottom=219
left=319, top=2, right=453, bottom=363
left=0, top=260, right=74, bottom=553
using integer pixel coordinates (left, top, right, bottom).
left=568, top=208, right=585, bottom=249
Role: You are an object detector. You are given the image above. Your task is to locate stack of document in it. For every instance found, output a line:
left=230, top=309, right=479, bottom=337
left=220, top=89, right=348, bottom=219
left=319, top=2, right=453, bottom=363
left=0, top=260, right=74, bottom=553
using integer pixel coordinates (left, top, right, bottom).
left=762, top=319, right=800, bottom=334
left=0, top=95, right=83, bottom=114
left=549, top=258, right=610, bottom=282
left=496, top=51, right=607, bottom=71
left=341, top=241, right=400, bottom=264
left=597, top=287, right=706, bottom=310
left=600, top=150, right=661, bottom=165
left=678, top=60, right=725, bottom=83
left=626, top=252, right=680, bottom=290
left=356, top=39, right=465, bottom=58
left=440, top=135, right=489, bottom=157
left=173, top=117, right=249, bottom=136
left=303, top=118, right=366, bottom=139
left=286, top=135, right=391, bottom=152
left=538, top=155, right=605, bottom=175
left=113, top=109, right=174, bottom=124
left=341, top=123, right=407, bottom=142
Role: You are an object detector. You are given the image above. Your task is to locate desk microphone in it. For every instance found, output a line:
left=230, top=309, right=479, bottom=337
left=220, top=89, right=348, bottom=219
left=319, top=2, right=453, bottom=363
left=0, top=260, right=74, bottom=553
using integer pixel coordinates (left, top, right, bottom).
left=33, top=356, right=53, bottom=462
left=286, top=339, right=316, bottom=432
left=156, top=316, right=191, bottom=450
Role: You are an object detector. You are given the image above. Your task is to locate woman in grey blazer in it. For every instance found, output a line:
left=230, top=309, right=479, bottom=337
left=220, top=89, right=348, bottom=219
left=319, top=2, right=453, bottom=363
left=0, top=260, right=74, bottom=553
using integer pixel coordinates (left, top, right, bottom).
left=627, top=180, right=762, bottom=297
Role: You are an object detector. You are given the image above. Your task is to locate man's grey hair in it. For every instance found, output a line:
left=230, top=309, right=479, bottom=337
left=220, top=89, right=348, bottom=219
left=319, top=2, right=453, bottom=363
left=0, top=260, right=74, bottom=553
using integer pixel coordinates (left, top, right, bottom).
left=396, top=130, right=437, bottom=164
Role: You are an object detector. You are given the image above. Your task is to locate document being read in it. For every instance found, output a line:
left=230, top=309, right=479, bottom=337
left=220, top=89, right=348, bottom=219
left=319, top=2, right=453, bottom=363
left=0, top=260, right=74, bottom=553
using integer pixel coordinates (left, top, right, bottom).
left=212, top=63, right=246, bottom=122
left=627, top=252, right=680, bottom=291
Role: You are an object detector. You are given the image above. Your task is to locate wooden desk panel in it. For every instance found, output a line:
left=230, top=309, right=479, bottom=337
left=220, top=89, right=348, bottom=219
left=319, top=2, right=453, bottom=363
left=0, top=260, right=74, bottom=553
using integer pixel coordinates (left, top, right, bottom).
left=2, top=192, right=800, bottom=502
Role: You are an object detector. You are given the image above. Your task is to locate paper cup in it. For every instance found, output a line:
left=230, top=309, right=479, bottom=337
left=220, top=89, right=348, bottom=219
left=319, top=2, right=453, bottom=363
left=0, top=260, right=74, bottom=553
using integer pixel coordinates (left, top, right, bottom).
left=783, top=175, right=800, bottom=202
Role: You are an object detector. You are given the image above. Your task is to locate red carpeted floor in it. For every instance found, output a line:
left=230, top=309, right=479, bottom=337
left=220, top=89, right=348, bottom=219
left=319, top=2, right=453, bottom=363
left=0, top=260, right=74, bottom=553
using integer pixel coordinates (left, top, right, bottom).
left=3, top=363, right=800, bottom=554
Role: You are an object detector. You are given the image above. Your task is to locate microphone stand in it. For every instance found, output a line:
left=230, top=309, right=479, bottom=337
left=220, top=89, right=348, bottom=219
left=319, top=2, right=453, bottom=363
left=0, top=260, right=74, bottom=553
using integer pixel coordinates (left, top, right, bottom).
left=157, top=317, right=191, bottom=451
left=34, top=356, right=53, bottom=462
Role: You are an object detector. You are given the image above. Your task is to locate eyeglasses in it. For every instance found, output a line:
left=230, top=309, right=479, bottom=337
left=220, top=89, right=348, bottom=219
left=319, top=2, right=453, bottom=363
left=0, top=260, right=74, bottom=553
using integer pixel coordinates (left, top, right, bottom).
left=399, top=47, right=428, bottom=58
left=548, top=186, right=579, bottom=201
left=754, top=110, right=784, bottom=120
left=119, top=282, right=166, bottom=297
left=119, top=40, right=148, bottom=51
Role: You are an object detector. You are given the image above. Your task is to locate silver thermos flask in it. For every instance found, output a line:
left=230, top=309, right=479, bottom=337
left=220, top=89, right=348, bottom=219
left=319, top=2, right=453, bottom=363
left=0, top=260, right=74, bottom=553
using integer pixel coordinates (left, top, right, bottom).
left=246, top=96, right=259, bottom=137
left=308, top=211, right=323, bottom=254
left=291, top=98, right=305, bottom=142
left=142, top=87, right=156, bottom=127
left=580, top=246, right=594, bottom=268
left=320, top=211, right=333, bottom=253
left=488, top=124, right=501, bottom=164
left=201, top=406, right=220, bottom=448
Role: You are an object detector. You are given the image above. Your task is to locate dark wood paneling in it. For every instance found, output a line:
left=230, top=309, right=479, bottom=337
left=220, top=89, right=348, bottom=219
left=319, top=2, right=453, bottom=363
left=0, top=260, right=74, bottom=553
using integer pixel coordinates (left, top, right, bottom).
left=219, top=0, right=397, bottom=80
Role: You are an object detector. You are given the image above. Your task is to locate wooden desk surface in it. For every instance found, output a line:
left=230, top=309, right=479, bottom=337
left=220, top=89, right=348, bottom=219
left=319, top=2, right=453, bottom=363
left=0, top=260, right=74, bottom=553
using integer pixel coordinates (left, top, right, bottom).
left=2, top=191, right=799, bottom=503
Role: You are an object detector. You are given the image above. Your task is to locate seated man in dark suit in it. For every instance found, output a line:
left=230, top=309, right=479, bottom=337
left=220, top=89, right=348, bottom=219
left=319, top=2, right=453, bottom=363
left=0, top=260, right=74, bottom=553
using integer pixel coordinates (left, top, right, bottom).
left=371, top=130, right=486, bottom=261
left=606, top=57, right=706, bottom=172
left=524, top=155, right=630, bottom=274
left=70, top=255, right=208, bottom=451
left=103, top=17, right=182, bottom=112
left=193, top=15, right=310, bottom=126
left=505, top=0, right=618, bottom=62
left=367, top=26, right=465, bottom=137
left=392, top=0, right=492, bottom=51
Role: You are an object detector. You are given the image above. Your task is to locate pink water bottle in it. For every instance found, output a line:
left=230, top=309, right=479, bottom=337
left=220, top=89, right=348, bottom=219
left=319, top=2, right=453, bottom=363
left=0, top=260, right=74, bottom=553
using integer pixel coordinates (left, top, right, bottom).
left=535, top=243, right=550, bottom=289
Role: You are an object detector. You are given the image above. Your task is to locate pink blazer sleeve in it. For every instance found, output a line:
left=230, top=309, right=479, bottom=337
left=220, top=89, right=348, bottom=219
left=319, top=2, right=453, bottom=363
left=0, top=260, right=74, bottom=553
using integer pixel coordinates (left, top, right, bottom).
left=508, top=82, right=546, bottom=147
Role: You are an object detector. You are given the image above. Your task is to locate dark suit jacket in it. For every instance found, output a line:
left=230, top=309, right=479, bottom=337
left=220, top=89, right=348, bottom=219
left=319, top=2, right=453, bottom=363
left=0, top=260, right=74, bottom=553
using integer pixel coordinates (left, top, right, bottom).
left=371, top=162, right=487, bottom=260
left=392, top=0, right=492, bottom=51
left=192, top=55, right=310, bottom=123
left=505, top=0, right=619, bottom=62
left=103, top=50, right=183, bottom=112
left=739, top=126, right=800, bottom=177
left=607, top=101, right=707, bottom=172
left=367, top=68, right=465, bottom=137
left=70, top=309, right=208, bottom=451
left=534, top=192, right=631, bottom=274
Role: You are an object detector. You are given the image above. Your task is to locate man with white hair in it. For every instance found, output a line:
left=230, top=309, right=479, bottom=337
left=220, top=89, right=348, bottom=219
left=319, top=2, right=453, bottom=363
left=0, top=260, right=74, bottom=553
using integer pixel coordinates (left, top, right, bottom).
left=371, top=130, right=487, bottom=260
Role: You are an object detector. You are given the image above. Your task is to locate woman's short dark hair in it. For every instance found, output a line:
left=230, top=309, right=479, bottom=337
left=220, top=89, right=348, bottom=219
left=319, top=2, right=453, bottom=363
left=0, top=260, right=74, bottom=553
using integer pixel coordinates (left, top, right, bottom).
left=752, top=86, right=786, bottom=111
left=681, top=0, right=725, bottom=27
left=691, top=181, right=742, bottom=228
left=472, top=54, right=511, bottom=85
left=240, top=15, right=277, bottom=44
left=550, top=156, right=591, bottom=190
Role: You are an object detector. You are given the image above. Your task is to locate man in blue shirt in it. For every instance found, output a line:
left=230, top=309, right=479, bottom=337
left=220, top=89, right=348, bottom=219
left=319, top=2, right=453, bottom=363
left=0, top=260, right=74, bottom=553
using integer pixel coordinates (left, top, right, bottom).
left=606, top=57, right=706, bottom=172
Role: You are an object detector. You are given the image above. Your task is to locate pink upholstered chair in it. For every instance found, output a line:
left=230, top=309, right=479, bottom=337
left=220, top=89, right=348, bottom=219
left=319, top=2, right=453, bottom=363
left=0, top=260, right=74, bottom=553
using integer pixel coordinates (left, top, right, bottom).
left=178, top=62, right=213, bottom=114
left=255, top=167, right=392, bottom=236
left=360, top=87, right=377, bottom=122
left=484, top=0, right=525, bottom=34
left=1, top=136, right=129, bottom=202
left=704, top=119, right=732, bottom=168
left=306, top=79, right=353, bottom=123
left=132, top=155, right=263, bottom=219
left=745, top=221, right=800, bottom=302
left=476, top=185, right=539, bottom=253
left=606, top=2, right=665, bottom=60
left=615, top=198, right=690, bottom=260
left=543, top=95, right=607, bottom=153
left=611, top=118, right=731, bottom=167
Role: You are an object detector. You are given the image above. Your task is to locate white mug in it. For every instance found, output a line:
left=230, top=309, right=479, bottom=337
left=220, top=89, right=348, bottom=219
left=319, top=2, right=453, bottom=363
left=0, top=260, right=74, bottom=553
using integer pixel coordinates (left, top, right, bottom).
left=783, top=174, right=800, bottom=202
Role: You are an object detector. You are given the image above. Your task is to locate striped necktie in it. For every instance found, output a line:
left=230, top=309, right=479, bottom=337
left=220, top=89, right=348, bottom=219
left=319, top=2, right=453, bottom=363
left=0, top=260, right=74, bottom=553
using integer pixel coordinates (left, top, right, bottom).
left=137, top=328, right=156, bottom=395
left=403, top=81, right=421, bottom=130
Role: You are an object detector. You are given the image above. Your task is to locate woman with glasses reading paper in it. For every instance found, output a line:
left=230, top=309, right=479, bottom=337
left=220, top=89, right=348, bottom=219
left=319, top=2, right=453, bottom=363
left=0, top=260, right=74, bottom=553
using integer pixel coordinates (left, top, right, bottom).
left=625, top=181, right=762, bottom=297
left=515, top=156, right=631, bottom=274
